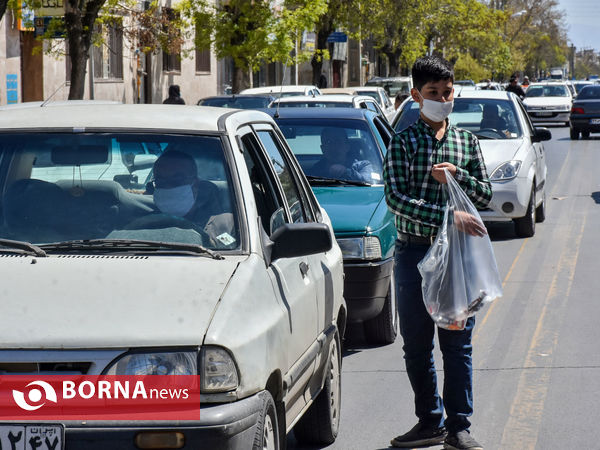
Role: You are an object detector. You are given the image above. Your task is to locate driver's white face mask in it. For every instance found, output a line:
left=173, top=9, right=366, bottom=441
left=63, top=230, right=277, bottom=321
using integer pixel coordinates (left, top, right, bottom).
left=153, top=184, right=195, bottom=217
left=417, top=90, right=454, bottom=123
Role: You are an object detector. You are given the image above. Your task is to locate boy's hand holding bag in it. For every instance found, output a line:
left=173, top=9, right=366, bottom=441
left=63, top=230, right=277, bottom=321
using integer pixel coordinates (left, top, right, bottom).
left=417, top=168, right=502, bottom=330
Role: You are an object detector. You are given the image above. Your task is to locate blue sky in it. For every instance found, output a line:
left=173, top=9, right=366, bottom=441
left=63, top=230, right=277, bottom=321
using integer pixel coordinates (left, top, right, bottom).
left=557, top=0, right=599, bottom=50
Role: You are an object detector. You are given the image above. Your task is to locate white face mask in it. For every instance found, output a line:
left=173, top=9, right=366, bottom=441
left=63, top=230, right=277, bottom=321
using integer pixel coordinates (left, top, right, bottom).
left=417, top=91, right=454, bottom=123
left=153, top=184, right=195, bottom=217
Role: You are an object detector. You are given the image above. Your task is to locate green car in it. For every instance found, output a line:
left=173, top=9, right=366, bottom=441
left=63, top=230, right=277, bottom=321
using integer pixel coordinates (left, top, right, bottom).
left=268, top=108, right=398, bottom=345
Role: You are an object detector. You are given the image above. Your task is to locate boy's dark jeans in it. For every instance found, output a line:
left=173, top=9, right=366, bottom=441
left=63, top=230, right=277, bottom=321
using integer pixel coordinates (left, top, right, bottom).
left=395, top=238, right=475, bottom=433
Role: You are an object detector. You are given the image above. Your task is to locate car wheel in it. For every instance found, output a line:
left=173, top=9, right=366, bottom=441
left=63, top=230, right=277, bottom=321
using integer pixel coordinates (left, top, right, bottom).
left=582, top=130, right=590, bottom=139
left=253, top=391, right=279, bottom=450
left=363, top=269, right=398, bottom=345
left=535, top=188, right=546, bottom=223
left=570, top=128, right=580, bottom=140
left=514, top=186, right=536, bottom=238
left=565, top=121, right=570, bottom=127
left=293, top=332, right=341, bottom=445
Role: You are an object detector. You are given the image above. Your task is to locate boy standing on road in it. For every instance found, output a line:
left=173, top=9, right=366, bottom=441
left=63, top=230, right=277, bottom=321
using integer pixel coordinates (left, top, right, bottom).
left=383, top=56, right=492, bottom=450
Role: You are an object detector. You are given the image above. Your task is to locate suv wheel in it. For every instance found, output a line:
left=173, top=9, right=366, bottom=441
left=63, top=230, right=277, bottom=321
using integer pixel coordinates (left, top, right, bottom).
left=364, top=270, right=398, bottom=345
left=570, top=128, right=580, bottom=140
left=253, top=391, right=279, bottom=450
left=535, top=189, right=546, bottom=223
left=582, top=130, right=590, bottom=139
left=514, top=186, right=536, bottom=237
left=293, top=332, right=341, bottom=445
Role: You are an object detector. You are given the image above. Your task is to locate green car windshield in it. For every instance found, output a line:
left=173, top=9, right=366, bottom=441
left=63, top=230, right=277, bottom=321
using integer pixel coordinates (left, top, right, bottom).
left=0, top=133, right=240, bottom=251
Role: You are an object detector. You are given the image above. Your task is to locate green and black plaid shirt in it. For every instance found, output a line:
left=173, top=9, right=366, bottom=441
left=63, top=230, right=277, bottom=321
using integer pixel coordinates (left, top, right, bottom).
left=383, top=118, right=492, bottom=238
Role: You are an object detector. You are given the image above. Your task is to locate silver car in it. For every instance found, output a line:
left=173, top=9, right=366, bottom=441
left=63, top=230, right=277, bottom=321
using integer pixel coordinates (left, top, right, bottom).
left=393, top=90, right=551, bottom=237
left=522, top=81, right=573, bottom=125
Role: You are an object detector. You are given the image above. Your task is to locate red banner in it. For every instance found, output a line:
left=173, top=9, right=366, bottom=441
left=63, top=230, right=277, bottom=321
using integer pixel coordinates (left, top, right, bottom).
left=0, top=376, right=200, bottom=420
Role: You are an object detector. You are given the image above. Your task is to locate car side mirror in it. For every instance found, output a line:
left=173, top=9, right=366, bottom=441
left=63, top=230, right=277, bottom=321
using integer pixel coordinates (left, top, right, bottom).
left=532, top=127, right=552, bottom=142
left=269, top=223, right=332, bottom=262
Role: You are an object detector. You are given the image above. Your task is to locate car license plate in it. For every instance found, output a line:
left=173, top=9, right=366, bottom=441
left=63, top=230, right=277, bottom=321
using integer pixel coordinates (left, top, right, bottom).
left=590, top=118, right=600, bottom=124
left=535, top=112, right=553, bottom=117
left=0, top=424, right=64, bottom=449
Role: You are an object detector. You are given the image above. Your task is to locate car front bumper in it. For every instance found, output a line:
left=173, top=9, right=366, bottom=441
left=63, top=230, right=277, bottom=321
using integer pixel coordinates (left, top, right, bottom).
left=40, top=391, right=266, bottom=449
left=527, top=110, right=570, bottom=123
left=478, top=178, right=532, bottom=221
left=343, top=257, right=393, bottom=322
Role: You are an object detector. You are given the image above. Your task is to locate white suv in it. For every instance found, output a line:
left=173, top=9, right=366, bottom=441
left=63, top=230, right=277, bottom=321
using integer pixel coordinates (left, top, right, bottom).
left=0, top=103, right=346, bottom=449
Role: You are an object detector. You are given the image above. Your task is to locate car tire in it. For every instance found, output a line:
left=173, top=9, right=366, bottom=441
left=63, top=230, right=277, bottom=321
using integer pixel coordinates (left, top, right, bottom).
left=363, top=270, right=398, bottom=345
left=253, top=391, right=279, bottom=450
left=570, top=128, right=580, bottom=140
left=293, top=332, right=341, bottom=445
left=582, top=130, right=590, bottom=139
left=535, top=188, right=546, bottom=223
left=514, top=186, right=536, bottom=238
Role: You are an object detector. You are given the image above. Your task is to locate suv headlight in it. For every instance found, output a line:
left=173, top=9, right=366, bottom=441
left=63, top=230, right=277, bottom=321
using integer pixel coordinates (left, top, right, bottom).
left=490, top=161, right=521, bottom=181
left=201, top=347, right=239, bottom=393
left=105, top=351, right=197, bottom=375
left=337, top=236, right=382, bottom=260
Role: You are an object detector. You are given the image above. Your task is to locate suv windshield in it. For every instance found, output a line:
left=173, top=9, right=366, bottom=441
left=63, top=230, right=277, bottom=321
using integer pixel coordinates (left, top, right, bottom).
left=0, top=133, right=239, bottom=251
left=394, top=98, right=523, bottom=139
left=277, top=118, right=384, bottom=185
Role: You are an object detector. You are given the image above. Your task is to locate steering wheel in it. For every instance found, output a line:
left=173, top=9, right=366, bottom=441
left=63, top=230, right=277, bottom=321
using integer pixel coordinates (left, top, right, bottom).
left=477, top=128, right=506, bottom=138
left=124, top=213, right=212, bottom=244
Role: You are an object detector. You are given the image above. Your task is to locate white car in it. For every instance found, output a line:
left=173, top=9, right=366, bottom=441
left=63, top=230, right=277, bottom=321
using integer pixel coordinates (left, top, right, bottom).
left=522, top=81, right=573, bottom=125
left=0, top=104, right=346, bottom=448
left=392, top=90, right=551, bottom=237
left=239, top=84, right=321, bottom=97
left=321, top=87, right=396, bottom=122
left=270, top=93, right=390, bottom=120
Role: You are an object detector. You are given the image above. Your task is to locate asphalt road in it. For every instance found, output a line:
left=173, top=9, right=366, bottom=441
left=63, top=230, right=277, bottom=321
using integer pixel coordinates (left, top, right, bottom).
left=288, top=125, right=600, bottom=450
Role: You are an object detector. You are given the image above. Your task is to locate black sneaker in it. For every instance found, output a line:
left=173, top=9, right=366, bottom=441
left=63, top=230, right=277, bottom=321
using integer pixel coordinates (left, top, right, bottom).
left=390, top=422, right=447, bottom=448
left=444, top=430, right=483, bottom=450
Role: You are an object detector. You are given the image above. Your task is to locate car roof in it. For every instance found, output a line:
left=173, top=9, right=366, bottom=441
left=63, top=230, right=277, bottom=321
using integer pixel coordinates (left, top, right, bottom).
left=262, top=107, right=373, bottom=120
left=240, top=85, right=318, bottom=94
left=272, top=94, right=370, bottom=103
left=0, top=103, right=274, bottom=132
left=199, top=94, right=276, bottom=100
left=452, top=90, right=512, bottom=100
left=0, top=100, right=121, bottom=111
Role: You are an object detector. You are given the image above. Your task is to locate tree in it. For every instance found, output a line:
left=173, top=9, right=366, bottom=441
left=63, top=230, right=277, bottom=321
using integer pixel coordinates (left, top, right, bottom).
left=180, top=0, right=326, bottom=93
left=0, top=0, right=8, bottom=22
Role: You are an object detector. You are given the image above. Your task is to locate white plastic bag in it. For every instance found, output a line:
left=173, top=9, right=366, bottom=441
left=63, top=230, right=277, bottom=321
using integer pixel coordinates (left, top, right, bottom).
left=417, top=169, right=502, bottom=330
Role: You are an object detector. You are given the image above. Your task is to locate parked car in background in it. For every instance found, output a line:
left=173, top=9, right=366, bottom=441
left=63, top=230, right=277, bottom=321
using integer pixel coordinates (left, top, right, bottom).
left=264, top=107, right=399, bottom=344
left=239, top=85, right=321, bottom=97
left=393, top=90, right=550, bottom=237
left=271, top=93, right=391, bottom=122
left=365, top=76, right=413, bottom=98
left=321, top=87, right=396, bottom=122
left=197, top=94, right=276, bottom=109
left=476, top=81, right=503, bottom=91
left=572, top=80, right=595, bottom=96
left=522, top=81, right=572, bottom=125
left=569, top=85, right=600, bottom=139
left=0, top=103, right=346, bottom=448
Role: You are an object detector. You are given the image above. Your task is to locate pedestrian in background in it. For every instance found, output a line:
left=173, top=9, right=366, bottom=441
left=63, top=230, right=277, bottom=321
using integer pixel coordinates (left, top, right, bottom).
left=383, top=55, right=491, bottom=450
left=163, top=85, right=186, bottom=105
left=505, top=76, right=526, bottom=99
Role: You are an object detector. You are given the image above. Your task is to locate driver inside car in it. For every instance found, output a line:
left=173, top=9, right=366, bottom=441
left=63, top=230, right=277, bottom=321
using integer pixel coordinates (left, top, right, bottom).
left=479, top=104, right=510, bottom=137
left=127, top=150, right=235, bottom=247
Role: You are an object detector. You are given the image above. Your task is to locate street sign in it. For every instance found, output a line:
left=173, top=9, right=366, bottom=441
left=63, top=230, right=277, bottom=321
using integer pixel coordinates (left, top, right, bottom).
left=327, top=32, right=347, bottom=43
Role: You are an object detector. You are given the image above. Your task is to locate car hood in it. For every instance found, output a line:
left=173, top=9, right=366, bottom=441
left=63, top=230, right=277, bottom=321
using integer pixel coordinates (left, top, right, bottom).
left=479, top=139, right=526, bottom=176
left=312, top=185, right=384, bottom=233
left=0, top=254, right=243, bottom=348
left=523, top=97, right=571, bottom=107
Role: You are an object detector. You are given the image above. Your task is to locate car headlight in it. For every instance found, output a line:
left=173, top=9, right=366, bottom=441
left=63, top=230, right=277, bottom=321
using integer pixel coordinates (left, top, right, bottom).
left=105, top=351, right=197, bottom=375
left=201, top=347, right=239, bottom=393
left=490, top=161, right=522, bottom=181
left=336, top=236, right=382, bottom=260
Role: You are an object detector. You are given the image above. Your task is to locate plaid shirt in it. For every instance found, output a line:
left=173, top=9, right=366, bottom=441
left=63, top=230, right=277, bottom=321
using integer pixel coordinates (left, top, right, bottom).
left=383, top=118, right=492, bottom=238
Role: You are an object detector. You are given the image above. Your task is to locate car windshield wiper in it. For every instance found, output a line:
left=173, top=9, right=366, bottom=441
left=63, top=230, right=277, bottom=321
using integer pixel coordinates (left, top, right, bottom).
left=0, top=239, right=47, bottom=257
left=306, top=175, right=372, bottom=186
left=39, top=239, right=223, bottom=260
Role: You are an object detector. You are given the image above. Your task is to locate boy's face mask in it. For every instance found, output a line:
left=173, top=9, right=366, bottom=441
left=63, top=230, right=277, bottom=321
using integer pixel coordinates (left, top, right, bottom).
left=417, top=90, right=454, bottom=123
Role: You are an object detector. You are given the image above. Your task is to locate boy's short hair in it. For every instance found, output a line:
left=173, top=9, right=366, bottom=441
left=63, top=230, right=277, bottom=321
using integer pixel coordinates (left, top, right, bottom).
left=411, top=56, right=454, bottom=90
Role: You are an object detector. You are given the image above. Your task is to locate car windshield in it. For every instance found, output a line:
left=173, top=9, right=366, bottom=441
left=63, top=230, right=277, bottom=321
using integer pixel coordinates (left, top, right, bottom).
left=200, top=97, right=271, bottom=109
left=274, top=101, right=353, bottom=108
left=277, top=118, right=384, bottom=185
left=0, top=133, right=240, bottom=250
left=575, top=86, right=600, bottom=99
left=355, top=91, right=380, bottom=102
left=525, top=85, right=569, bottom=97
left=394, top=99, right=522, bottom=139
left=365, top=79, right=410, bottom=96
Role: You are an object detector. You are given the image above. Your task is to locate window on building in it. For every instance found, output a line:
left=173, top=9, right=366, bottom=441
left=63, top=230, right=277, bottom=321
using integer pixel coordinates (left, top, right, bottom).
left=94, top=23, right=124, bottom=80
left=196, top=47, right=211, bottom=73
left=162, top=8, right=181, bottom=72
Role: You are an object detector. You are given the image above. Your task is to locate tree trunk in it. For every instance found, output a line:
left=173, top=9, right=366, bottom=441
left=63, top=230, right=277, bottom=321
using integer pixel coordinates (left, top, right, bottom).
left=312, top=16, right=334, bottom=86
left=231, top=64, right=250, bottom=93
left=64, top=0, right=107, bottom=99
left=0, top=0, right=8, bottom=23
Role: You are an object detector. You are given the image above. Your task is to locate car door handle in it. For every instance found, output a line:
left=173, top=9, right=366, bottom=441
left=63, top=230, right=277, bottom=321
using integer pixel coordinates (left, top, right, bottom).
left=299, top=262, right=309, bottom=277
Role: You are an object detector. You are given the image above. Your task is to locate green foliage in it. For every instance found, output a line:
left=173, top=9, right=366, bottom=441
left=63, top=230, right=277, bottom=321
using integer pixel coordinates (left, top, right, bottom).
left=453, top=53, right=490, bottom=82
